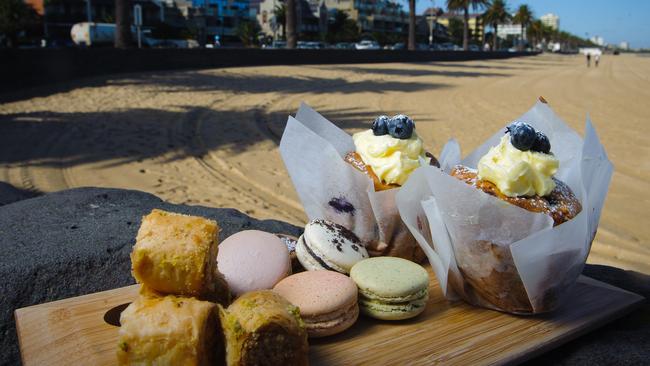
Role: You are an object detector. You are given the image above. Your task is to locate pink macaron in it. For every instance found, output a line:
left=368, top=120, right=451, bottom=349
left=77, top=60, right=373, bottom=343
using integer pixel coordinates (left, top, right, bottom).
left=273, top=270, right=359, bottom=338
left=217, top=230, right=291, bottom=297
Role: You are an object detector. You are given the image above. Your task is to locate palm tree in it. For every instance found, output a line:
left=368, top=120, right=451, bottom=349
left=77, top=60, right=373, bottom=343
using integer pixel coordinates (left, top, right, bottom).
left=513, top=4, right=532, bottom=50
left=408, top=0, right=416, bottom=50
left=527, top=19, right=543, bottom=50
left=114, top=0, right=131, bottom=48
left=482, top=0, right=509, bottom=51
left=446, top=0, right=489, bottom=50
left=274, top=3, right=286, bottom=39
left=286, top=0, right=296, bottom=48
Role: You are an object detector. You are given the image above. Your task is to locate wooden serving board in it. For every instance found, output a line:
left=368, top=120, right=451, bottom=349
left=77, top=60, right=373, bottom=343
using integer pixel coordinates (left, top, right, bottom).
left=15, top=271, right=643, bottom=366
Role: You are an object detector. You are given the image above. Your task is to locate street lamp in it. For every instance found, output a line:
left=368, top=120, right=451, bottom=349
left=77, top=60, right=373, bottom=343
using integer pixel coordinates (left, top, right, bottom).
left=429, top=8, right=434, bottom=46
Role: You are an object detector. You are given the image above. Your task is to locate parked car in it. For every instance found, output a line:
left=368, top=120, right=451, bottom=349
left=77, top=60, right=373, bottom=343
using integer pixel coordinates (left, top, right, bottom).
left=391, top=42, right=405, bottom=50
left=297, top=41, right=325, bottom=49
left=468, top=44, right=480, bottom=51
left=334, top=42, right=355, bottom=49
left=263, top=40, right=286, bottom=49
left=355, top=40, right=381, bottom=50
left=438, top=42, right=454, bottom=51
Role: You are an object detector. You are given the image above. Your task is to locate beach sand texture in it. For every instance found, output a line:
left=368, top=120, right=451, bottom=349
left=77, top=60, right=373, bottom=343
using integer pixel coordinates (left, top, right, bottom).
left=1, top=53, right=648, bottom=274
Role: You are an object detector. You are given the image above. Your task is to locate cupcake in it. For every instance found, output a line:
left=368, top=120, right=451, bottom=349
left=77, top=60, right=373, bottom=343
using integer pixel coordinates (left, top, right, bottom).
left=343, top=115, right=437, bottom=262
left=449, top=122, right=582, bottom=313
left=396, top=99, right=613, bottom=315
left=280, top=105, right=437, bottom=264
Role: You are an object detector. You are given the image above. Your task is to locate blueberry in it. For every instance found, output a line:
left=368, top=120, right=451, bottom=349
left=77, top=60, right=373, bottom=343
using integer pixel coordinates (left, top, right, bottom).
left=507, top=122, right=536, bottom=151
left=388, top=114, right=414, bottom=139
left=531, top=131, right=551, bottom=154
left=372, top=115, right=390, bottom=136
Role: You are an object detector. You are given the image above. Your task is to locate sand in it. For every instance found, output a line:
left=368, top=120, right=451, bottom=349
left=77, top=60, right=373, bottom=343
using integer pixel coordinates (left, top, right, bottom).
left=0, top=53, right=648, bottom=274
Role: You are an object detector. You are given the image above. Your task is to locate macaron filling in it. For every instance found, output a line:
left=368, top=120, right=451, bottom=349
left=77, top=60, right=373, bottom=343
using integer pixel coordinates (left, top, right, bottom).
left=358, top=291, right=428, bottom=315
left=302, top=301, right=359, bottom=333
left=297, top=235, right=346, bottom=273
left=358, top=288, right=428, bottom=304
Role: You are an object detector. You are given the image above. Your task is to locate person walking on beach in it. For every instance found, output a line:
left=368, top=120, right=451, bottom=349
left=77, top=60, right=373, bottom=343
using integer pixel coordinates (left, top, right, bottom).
left=586, top=53, right=591, bottom=67
left=595, top=54, right=600, bottom=67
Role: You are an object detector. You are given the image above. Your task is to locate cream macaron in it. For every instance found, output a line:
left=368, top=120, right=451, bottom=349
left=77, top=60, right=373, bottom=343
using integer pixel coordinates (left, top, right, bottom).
left=296, top=219, right=369, bottom=274
left=274, top=270, right=359, bottom=337
left=350, top=257, right=429, bottom=320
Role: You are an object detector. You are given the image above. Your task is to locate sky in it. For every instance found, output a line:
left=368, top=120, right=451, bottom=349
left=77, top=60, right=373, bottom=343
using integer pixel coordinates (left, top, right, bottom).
left=405, top=0, right=650, bottom=49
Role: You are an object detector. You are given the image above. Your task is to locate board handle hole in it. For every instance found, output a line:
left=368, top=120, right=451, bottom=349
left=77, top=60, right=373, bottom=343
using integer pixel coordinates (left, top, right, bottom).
left=104, top=303, right=130, bottom=326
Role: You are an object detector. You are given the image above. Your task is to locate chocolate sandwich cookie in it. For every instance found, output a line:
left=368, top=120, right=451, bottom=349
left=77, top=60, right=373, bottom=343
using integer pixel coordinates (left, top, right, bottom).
left=296, top=219, right=369, bottom=275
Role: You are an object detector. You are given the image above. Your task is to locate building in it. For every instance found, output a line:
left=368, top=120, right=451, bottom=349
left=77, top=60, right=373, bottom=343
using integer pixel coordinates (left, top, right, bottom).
left=24, top=0, right=45, bottom=15
left=540, top=13, right=559, bottom=31
left=257, top=0, right=327, bottom=40
left=590, top=35, right=604, bottom=46
left=619, top=41, right=629, bottom=50
left=497, top=22, right=523, bottom=39
left=324, top=0, right=408, bottom=36
left=41, top=0, right=194, bottom=42
left=436, top=12, right=484, bottom=41
left=249, top=0, right=263, bottom=15
left=192, top=0, right=249, bottom=38
left=257, top=0, right=279, bottom=38
left=421, top=7, right=449, bottom=43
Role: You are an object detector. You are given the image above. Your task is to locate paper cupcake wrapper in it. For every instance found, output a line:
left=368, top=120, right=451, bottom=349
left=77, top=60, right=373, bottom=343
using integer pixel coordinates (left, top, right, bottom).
left=396, top=100, right=613, bottom=313
left=279, top=103, right=424, bottom=261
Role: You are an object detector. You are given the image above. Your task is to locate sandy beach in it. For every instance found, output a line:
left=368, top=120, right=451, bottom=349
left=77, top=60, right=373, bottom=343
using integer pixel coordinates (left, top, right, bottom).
left=1, top=53, right=648, bottom=274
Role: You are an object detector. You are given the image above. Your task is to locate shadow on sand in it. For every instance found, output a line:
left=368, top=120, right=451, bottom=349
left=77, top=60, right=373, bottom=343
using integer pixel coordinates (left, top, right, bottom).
left=0, top=68, right=446, bottom=169
left=0, top=70, right=448, bottom=103
left=0, top=181, right=42, bottom=206
left=0, top=105, right=387, bottom=168
left=321, top=65, right=511, bottom=78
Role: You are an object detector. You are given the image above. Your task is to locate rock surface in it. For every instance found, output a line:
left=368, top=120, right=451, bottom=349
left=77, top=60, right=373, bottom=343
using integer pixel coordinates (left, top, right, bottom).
left=0, top=188, right=647, bottom=365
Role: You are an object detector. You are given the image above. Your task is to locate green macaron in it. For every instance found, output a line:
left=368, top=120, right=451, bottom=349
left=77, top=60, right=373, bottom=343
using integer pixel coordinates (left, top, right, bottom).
left=350, top=257, right=429, bottom=320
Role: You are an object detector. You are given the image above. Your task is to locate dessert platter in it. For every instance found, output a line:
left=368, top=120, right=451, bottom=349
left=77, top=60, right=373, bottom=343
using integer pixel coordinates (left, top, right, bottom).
left=14, top=100, right=644, bottom=365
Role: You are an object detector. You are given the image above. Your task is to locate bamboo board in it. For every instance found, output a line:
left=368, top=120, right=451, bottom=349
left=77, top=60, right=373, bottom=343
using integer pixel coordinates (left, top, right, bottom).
left=15, top=272, right=643, bottom=366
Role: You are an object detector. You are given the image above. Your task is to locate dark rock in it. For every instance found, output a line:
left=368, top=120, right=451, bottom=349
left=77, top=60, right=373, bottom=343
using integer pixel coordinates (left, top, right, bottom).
left=0, top=187, right=647, bottom=365
left=0, top=187, right=301, bottom=366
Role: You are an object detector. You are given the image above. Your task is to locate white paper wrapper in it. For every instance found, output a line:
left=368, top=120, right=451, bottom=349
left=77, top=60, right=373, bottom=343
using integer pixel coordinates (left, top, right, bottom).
left=279, top=103, right=425, bottom=262
left=396, top=101, right=613, bottom=314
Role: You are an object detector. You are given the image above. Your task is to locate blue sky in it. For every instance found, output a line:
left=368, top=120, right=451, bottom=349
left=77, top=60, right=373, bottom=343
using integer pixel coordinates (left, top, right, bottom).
left=406, top=0, right=650, bottom=49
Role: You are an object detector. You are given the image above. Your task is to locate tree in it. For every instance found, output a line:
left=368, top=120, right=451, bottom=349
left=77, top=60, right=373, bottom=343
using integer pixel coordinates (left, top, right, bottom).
left=327, top=9, right=359, bottom=43
left=482, top=0, right=509, bottom=51
left=408, top=0, right=416, bottom=50
left=273, top=3, right=286, bottom=39
left=448, top=17, right=464, bottom=46
left=114, top=0, right=131, bottom=48
left=0, top=0, right=38, bottom=47
left=513, top=4, right=532, bottom=50
left=237, top=20, right=261, bottom=47
left=285, top=0, right=296, bottom=48
left=447, top=0, right=489, bottom=50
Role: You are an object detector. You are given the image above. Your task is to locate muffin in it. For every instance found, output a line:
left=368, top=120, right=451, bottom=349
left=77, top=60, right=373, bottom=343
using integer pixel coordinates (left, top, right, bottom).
left=450, top=122, right=582, bottom=313
left=344, top=115, right=439, bottom=262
